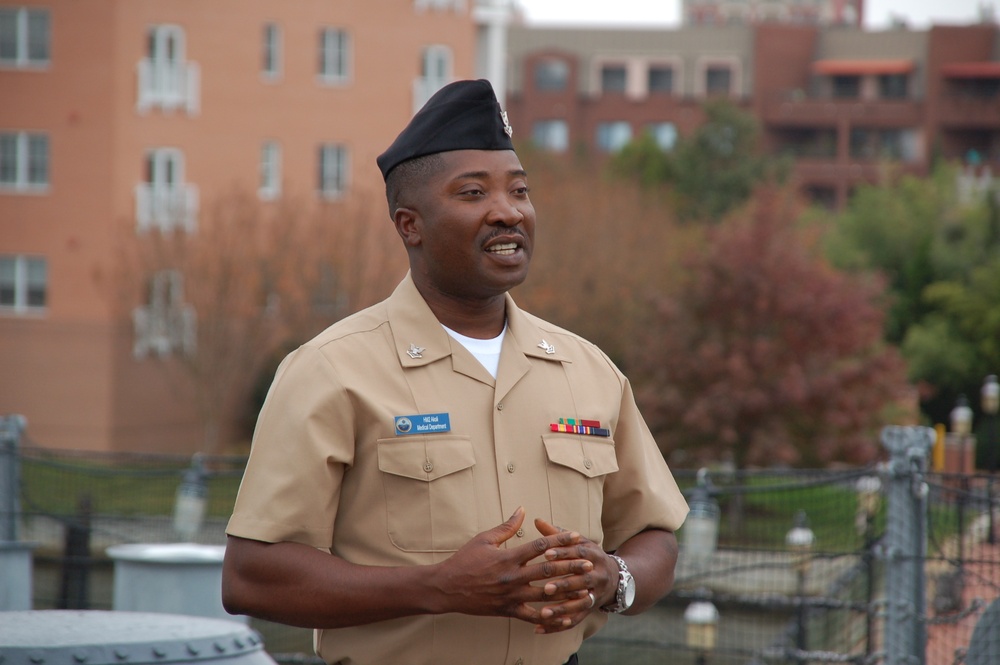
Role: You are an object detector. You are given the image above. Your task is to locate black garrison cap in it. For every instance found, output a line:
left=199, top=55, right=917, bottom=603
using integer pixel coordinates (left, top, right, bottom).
left=376, top=79, right=515, bottom=181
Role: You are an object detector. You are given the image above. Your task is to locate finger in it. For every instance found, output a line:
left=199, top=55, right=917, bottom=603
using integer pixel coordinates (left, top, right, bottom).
left=534, top=517, right=567, bottom=536
left=482, top=506, right=526, bottom=548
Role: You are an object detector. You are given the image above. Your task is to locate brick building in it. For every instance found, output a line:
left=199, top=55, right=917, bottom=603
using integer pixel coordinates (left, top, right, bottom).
left=0, top=0, right=501, bottom=453
left=504, top=20, right=1000, bottom=209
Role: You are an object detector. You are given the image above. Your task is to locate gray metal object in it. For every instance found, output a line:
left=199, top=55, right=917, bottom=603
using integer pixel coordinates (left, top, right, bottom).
left=0, top=610, right=275, bottom=665
left=880, top=425, right=935, bottom=665
left=0, top=414, right=27, bottom=542
left=106, top=543, right=240, bottom=622
left=966, top=596, right=1000, bottom=665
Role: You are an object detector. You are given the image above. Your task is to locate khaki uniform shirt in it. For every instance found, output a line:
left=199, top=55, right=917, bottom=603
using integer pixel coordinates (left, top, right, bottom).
left=227, top=274, right=688, bottom=665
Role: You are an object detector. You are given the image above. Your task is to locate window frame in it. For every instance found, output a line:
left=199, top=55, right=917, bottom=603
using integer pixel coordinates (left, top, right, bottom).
left=0, top=7, right=50, bottom=69
left=531, top=119, right=569, bottom=153
left=318, top=27, right=350, bottom=84
left=262, top=22, right=282, bottom=79
left=534, top=58, right=569, bottom=92
left=318, top=143, right=348, bottom=198
left=596, top=121, right=633, bottom=153
left=259, top=140, right=282, bottom=200
left=0, top=131, right=49, bottom=192
left=0, top=254, right=47, bottom=314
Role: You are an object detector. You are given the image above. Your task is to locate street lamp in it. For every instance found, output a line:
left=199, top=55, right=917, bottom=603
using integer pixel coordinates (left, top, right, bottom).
left=951, top=394, right=974, bottom=474
left=855, top=476, right=881, bottom=657
left=786, top=510, right=815, bottom=659
left=982, top=375, right=999, bottom=543
left=684, top=596, right=719, bottom=665
left=682, top=468, right=720, bottom=559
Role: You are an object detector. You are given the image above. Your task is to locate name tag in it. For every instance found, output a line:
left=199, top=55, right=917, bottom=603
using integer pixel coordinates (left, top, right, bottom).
left=395, top=413, right=451, bottom=436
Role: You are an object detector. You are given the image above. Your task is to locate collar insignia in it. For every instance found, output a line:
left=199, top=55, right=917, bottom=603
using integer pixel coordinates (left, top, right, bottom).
left=501, top=110, right=513, bottom=138
left=406, top=344, right=425, bottom=359
left=538, top=339, right=556, bottom=355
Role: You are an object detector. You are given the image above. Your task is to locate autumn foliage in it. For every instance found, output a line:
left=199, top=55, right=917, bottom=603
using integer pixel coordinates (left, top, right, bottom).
left=631, top=187, right=910, bottom=468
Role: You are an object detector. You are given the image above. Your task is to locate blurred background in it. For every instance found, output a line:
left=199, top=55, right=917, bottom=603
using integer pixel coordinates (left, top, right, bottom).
left=1, top=1, right=999, bottom=664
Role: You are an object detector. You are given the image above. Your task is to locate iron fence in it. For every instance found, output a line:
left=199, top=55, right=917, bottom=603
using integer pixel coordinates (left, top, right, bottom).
left=2, top=425, right=998, bottom=665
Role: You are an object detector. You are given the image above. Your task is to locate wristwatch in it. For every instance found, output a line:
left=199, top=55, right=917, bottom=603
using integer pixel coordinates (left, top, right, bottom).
left=601, top=554, right=636, bottom=613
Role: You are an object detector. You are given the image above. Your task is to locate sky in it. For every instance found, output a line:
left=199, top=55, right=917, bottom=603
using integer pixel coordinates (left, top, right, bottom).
left=516, top=0, right=994, bottom=30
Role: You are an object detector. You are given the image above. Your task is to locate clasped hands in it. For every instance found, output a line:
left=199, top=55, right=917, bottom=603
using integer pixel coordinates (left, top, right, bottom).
left=437, top=506, right=616, bottom=634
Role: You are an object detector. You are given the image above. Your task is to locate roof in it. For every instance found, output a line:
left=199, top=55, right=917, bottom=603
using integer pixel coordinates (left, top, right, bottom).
left=812, top=59, right=914, bottom=76
left=940, top=62, right=1000, bottom=79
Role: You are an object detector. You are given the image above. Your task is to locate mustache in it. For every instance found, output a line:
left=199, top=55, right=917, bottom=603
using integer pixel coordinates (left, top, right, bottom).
left=484, top=228, right=527, bottom=243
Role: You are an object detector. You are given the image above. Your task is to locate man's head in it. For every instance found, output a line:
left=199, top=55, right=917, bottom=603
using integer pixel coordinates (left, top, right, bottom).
left=376, top=80, right=534, bottom=304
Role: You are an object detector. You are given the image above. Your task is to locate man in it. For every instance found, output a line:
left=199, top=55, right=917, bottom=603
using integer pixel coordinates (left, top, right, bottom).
left=222, top=79, right=688, bottom=665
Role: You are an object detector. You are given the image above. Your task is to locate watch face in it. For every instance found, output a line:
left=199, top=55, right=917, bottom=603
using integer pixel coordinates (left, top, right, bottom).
left=623, top=577, right=637, bottom=608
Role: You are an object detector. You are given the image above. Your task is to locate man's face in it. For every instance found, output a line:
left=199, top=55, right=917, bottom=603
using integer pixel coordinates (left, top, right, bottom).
left=400, top=149, right=536, bottom=302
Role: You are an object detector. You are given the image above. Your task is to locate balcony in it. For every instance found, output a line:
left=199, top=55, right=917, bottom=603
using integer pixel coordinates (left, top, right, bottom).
left=791, top=158, right=925, bottom=185
left=761, top=92, right=923, bottom=128
left=937, top=95, right=1000, bottom=129
left=132, top=303, right=196, bottom=359
left=136, top=59, right=201, bottom=114
left=134, top=184, right=199, bottom=233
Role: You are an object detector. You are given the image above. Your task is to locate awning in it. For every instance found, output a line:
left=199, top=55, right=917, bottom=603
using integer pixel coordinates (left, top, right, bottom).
left=940, top=62, right=1000, bottom=79
left=811, top=59, right=914, bottom=76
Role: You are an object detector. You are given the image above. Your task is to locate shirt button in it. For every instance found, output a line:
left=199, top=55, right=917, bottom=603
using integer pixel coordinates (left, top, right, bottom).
left=507, top=463, right=515, bottom=473
left=423, top=460, right=434, bottom=473
left=516, top=528, right=524, bottom=538
left=584, top=458, right=593, bottom=469
left=497, top=402, right=504, bottom=411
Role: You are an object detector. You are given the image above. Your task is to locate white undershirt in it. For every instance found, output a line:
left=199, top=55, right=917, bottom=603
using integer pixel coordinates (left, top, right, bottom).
left=442, top=323, right=506, bottom=379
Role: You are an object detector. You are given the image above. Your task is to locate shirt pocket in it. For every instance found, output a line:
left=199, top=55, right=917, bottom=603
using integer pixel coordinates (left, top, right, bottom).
left=377, top=435, right=478, bottom=552
left=542, top=434, right=619, bottom=541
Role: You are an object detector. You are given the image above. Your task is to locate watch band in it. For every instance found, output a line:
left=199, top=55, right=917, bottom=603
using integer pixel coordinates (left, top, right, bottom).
left=601, top=553, right=634, bottom=613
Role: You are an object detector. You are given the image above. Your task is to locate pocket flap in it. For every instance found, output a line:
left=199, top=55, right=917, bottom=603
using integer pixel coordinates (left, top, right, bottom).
left=377, top=436, right=475, bottom=482
left=542, top=435, right=619, bottom=478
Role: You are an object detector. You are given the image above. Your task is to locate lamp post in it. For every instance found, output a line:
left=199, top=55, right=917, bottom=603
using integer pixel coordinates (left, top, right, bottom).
left=951, top=394, right=974, bottom=473
left=682, top=468, right=720, bottom=559
left=982, top=375, right=999, bottom=544
left=855, top=476, right=881, bottom=658
left=684, top=597, right=719, bottom=665
left=173, top=454, right=208, bottom=542
left=786, top=510, right=815, bottom=660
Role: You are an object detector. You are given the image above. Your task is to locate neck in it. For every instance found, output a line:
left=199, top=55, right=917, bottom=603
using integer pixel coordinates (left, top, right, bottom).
left=415, top=283, right=507, bottom=339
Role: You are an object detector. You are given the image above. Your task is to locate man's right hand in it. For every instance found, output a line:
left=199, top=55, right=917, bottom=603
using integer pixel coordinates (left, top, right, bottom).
left=427, top=507, right=595, bottom=630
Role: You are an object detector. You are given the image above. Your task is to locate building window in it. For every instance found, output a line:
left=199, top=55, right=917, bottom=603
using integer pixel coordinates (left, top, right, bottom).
left=0, top=254, right=46, bottom=313
left=532, top=120, right=569, bottom=152
left=318, top=28, right=350, bottom=83
left=534, top=59, right=569, bottom=92
left=849, top=128, right=919, bottom=162
left=132, top=269, right=196, bottom=358
left=413, top=44, right=453, bottom=112
left=0, top=131, right=49, bottom=191
left=262, top=23, right=281, bottom=79
left=135, top=148, right=198, bottom=232
left=259, top=141, right=281, bottom=200
left=600, top=64, right=627, bottom=94
left=596, top=121, right=632, bottom=152
left=0, top=7, right=49, bottom=68
left=646, top=122, right=678, bottom=151
left=831, top=75, right=860, bottom=99
left=648, top=66, right=674, bottom=95
left=318, top=144, right=348, bottom=198
left=137, top=24, right=199, bottom=113
left=705, top=66, right=732, bottom=96
left=878, top=74, right=908, bottom=100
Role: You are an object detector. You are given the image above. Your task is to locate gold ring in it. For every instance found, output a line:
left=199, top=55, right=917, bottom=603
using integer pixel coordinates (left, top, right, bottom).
left=587, top=592, right=596, bottom=609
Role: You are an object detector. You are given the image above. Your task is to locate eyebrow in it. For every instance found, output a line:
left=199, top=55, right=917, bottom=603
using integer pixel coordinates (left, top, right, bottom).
left=452, top=168, right=528, bottom=180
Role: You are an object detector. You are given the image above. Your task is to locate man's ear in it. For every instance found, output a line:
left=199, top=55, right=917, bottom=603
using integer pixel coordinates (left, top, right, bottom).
left=393, top=207, right=422, bottom=247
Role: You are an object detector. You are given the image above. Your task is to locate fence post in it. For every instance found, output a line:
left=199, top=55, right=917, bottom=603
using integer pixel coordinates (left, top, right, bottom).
left=881, top=425, right=935, bottom=665
left=0, top=415, right=27, bottom=542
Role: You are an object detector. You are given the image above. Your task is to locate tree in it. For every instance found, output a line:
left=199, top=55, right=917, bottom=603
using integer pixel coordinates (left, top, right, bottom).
left=124, top=189, right=403, bottom=453
left=633, top=187, right=910, bottom=469
left=608, top=99, right=789, bottom=223
left=513, top=150, right=697, bottom=368
left=823, top=165, right=1000, bottom=428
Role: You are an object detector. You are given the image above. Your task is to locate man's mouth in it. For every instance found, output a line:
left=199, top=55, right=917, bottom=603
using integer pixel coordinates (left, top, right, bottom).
left=486, top=242, right=519, bottom=256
